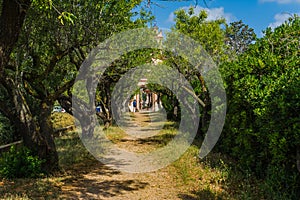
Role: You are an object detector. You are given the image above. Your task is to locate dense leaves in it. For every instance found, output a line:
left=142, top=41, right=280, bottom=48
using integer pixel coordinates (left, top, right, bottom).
left=0, top=1, right=299, bottom=197
left=220, top=15, right=300, bottom=198
left=0, top=0, right=151, bottom=172
left=173, top=7, right=227, bottom=64
left=225, top=20, right=256, bottom=55
left=0, top=114, right=16, bottom=145
left=0, top=146, right=44, bottom=178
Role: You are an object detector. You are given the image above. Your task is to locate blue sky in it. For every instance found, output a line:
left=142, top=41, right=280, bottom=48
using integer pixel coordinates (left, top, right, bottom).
left=145, top=0, right=300, bottom=36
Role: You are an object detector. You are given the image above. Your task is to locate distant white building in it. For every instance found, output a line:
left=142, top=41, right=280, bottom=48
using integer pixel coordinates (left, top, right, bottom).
left=129, top=78, right=162, bottom=112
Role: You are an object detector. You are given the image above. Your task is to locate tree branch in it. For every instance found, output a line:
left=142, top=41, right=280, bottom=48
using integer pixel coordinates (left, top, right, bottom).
left=182, top=85, right=205, bottom=107
left=0, top=0, right=31, bottom=75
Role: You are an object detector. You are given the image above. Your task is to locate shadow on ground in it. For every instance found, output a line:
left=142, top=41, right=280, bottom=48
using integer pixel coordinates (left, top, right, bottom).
left=119, top=132, right=175, bottom=146
left=0, top=160, right=149, bottom=199
left=58, top=161, right=148, bottom=199
left=178, top=189, right=226, bottom=200
left=0, top=132, right=149, bottom=199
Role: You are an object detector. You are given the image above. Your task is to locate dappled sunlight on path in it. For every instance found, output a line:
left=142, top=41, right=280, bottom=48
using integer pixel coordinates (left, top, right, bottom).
left=117, top=110, right=169, bottom=139
left=59, top=160, right=189, bottom=200
left=0, top=112, right=251, bottom=199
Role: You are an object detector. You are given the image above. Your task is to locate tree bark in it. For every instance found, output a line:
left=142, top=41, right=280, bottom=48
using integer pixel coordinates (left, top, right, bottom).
left=12, top=83, right=58, bottom=172
left=297, top=145, right=300, bottom=173
left=38, top=100, right=59, bottom=172
left=0, top=0, right=60, bottom=173
left=0, top=0, right=31, bottom=75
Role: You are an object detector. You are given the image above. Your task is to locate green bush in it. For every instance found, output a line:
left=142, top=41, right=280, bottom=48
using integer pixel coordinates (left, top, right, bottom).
left=219, top=16, right=300, bottom=198
left=0, top=145, right=44, bottom=178
left=0, top=114, right=16, bottom=145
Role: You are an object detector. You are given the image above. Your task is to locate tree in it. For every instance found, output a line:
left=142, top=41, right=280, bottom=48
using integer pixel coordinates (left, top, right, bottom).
left=173, top=7, right=227, bottom=64
left=0, top=0, right=150, bottom=172
left=220, top=15, right=300, bottom=197
left=94, top=42, right=157, bottom=129
left=225, top=20, right=256, bottom=56
left=164, top=7, right=228, bottom=132
left=0, top=0, right=31, bottom=74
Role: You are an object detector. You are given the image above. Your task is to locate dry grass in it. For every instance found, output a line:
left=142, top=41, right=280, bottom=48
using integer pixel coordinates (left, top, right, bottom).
left=0, top=134, right=265, bottom=199
left=1, top=112, right=266, bottom=200
left=51, top=112, right=75, bottom=130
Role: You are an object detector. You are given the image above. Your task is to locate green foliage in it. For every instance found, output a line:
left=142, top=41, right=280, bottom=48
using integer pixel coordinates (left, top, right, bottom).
left=0, top=114, right=16, bottom=145
left=0, top=146, right=44, bottom=178
left=161, top=93, right=179, bottom=120
left=225, top=20, right=256, bottom=55
left=161, top=7, right=230, bottom=124
left=173, top=7, right=228, bottom=64
left=220, top=15, right=300, bottom=197
left=0, top=0, right=152, bottom=170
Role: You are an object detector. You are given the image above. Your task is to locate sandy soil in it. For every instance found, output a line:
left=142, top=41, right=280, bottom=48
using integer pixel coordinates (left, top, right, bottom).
left=57, top=111, right=198, bottom=200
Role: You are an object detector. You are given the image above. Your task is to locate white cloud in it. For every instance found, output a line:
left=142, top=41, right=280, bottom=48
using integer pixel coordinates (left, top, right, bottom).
left=167, top=6, right=235, bottom=24
left=260, top=0, right=300, bottom=4
left=167, top=12, right=175, bottom=23
left=269, top=12, right=299, bottom=29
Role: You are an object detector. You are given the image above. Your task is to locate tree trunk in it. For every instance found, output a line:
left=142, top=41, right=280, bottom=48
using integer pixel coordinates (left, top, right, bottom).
left=0, top=0, right=31, bottom=75
left=0, top=0, right=60, bottom=173
left=198, top=75, right=207, bottom=127
left=38, top=101, right=59, bottom=172
left=297, top=145, right=300, bottom=173
left=81, top=110, right=97, bottom=138
left=96, top=111, right=112, bottom=130
left=12, top=84, right=58, bottom=172
left=58, top=94, right=73, bottom=115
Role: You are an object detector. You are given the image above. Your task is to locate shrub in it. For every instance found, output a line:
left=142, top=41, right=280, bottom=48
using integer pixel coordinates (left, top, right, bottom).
left=0, top=145, right=44, bottom=178
left=0, top=114, right=16, bottom=145
left=219, top=16, right=300, bottom=198
left=50, top=112, right=75, bottom=130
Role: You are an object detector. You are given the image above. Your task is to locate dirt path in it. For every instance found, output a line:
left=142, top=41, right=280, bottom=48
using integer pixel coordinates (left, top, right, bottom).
left=58, top=111, right=196, bottom=200
left=1, top=111, right=227, bottom=199
left=58, top=160, right=187, bottom=200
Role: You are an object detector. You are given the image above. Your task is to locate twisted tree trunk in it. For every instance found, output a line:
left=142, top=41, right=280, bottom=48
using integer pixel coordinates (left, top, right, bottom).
left=0, top=0, right=59, bottom=172
left=12, top=84, right=58, bottom=172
